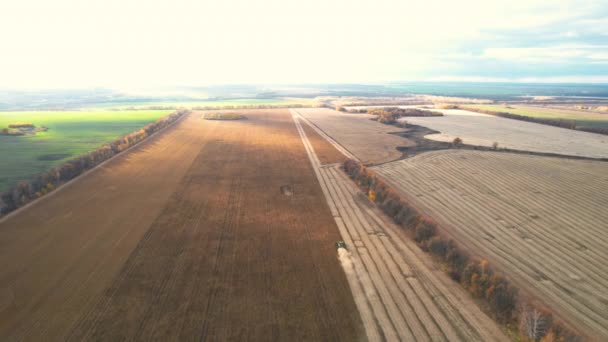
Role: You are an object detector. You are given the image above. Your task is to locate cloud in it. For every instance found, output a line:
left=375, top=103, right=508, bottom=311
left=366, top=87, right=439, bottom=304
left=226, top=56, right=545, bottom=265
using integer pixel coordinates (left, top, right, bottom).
left=0, top=0, right=606, bottom=87
left=481, top=45, right=608, bottom=62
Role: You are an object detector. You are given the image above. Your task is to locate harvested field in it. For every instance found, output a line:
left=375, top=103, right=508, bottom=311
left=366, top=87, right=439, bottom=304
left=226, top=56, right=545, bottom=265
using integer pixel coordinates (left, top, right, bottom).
left=466, top=104, right=608, bottom=129
left=0, top=109, right=362, bottom=341
left=293, top=110, right=508, bottom=341
left=295, top=108, right=415, bottom=164
left=399, top=108, right=608, bottom=159
left=372, top=150, right=608, bottom=340
left=299, top=120, right=347, bottom=165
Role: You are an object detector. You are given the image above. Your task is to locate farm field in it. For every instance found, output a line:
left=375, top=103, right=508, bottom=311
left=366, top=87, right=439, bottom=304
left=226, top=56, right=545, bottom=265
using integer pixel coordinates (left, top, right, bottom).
left=399, top=108, right=608, bottom=159
left=0, top=109, right=362, bottom=341
left=0, top=110, right=172, bottom=191
left=466, top=104, right=608, bottom=129
left=372, top=150, right=608, bottom=340
left=97, top=97, right=316, bottom=111
left=295, top=108, right=414, bottom=164
left=293, top=111, right=507, bottom=341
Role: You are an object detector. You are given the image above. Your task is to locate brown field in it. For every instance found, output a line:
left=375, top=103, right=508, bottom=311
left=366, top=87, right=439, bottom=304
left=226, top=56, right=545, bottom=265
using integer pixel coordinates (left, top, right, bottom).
left=0, top=109, right=363, bottom=341
left=294, top=108, right=414, bottom=164
left=293, top=111, right=507, bottom=341
left=372, top=150, right=608, bottom=340
left=299, top=119, right=347, bottom=165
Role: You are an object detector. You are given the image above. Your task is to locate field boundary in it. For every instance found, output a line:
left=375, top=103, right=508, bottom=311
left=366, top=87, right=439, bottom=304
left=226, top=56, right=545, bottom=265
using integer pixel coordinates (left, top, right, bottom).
left=344, top=159, right=586, bottom=341
left=293, top=110, right=510, bottom=341
left=291, top=109, right=359, bottom=161
left=380, top=123, right=608, bottom=164
left=0, top=110, right=190, bottom=222
left=459, top=105, right=608, bottom=136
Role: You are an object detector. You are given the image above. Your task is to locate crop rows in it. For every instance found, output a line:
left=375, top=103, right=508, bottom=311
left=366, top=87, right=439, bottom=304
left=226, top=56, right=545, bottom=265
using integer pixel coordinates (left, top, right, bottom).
left=372, top=150, right=608, bottom=340
left=293, top=111, right=507, bottom=341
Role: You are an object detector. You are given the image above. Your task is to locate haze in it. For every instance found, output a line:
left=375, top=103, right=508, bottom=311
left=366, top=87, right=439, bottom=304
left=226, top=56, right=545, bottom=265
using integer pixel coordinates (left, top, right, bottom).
left=1, top=0, right=607, bottom=89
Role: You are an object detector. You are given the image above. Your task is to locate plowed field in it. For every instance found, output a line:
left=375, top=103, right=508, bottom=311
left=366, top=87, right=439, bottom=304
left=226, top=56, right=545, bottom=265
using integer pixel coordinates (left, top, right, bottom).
left=0, top=110, right=362, bottom=341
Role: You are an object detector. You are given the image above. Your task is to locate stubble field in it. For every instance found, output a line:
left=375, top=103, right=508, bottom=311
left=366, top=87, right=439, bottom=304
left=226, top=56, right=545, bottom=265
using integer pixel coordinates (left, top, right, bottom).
left=398, top=108, right=608, bottom=159
left=293, top=111, right=507, bottom=341
left=372, top=150, right=608, bottom=340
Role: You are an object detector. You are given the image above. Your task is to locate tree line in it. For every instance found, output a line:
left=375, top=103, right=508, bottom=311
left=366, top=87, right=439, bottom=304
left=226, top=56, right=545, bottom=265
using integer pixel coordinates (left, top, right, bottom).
left=0, top=109, right=190, bottom=215
left=343, top=159, right=582, bottom=341
left=461, top=106, right=608, bottom=136
left=191, top=104, right=311, bottom=110
left=366, top=107, right=443, bottom=125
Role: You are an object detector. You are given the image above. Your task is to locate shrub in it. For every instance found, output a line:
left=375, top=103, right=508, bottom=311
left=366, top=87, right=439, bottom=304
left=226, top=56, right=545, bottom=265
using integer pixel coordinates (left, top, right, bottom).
left=394, top=205, right=420, bottom=230
left=436, top=104, right=459, bottom=109
left=380, top=195, right=402, bottom=218
left=486, top=274, right=517, bottom=322
left=453, top=137, right=463, bottom=147
left=428, top=236, right=448, bottom=258
left=8, top=122, right=35, bottom=128
left=369, top=107, right=443, bottom=125
left=445, top=240, right=469, bottom=275
left=414, top=219, right=437, bottom=243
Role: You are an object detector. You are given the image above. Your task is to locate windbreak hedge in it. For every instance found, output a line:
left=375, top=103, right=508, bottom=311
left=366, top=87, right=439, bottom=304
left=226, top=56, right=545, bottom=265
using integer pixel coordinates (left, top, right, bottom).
left=0, top=109, right=190, bottom=215
left=343, top=159, right=582, bottom=341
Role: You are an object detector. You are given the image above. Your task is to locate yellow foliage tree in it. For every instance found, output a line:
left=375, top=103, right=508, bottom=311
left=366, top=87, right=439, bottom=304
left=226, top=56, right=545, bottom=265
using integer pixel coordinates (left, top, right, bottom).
left=368, top=189, right=376, bottom=202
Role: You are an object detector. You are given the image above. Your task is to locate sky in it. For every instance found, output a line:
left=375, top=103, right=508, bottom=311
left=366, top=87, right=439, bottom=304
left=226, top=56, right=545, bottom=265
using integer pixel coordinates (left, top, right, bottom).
left=1, top=0, right=607, bottom=89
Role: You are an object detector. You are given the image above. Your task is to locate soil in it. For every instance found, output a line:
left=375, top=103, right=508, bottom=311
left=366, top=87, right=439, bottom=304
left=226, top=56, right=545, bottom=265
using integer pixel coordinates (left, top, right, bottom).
left=0, top=109, right=363, bottom=341
left=299, top=119, right=347, bottom=165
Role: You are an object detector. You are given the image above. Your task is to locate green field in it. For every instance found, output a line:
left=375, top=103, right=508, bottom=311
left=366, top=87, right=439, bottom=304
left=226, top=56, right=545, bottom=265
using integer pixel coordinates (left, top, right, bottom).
left=465, top=104, right=608, bottom=129
left=0, top=110, right=172, bottom=192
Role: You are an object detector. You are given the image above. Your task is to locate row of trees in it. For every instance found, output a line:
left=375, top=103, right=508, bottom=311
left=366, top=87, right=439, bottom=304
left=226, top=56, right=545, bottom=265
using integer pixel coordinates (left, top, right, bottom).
left=110, top=104, right=317, bottom=112
left=460, top=106, right=585, bottom=131
left=0, top=109, right=190, bottom=215
left=577, top=126, right=608, bottom=135
left=191, top=103, right=310, bottom=110
left=343, top=159, right=582, bottom=341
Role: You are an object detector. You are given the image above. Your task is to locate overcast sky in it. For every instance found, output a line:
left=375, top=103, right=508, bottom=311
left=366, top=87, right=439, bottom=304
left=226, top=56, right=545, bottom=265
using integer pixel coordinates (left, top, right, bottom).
left=1, top=0, right=607, bottom=88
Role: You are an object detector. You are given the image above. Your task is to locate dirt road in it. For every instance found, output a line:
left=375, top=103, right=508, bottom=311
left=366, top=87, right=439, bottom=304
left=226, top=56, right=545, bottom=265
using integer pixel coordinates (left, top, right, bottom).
left=0, top=110, right=363, bottom=341
left=292, top=110, right=508, bottom=341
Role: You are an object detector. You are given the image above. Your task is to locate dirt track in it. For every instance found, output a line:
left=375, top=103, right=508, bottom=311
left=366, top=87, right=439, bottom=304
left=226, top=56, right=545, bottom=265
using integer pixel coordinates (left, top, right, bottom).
left=293, top=110, right=508, bottom=341
left=0, top=110, right=362, bottom=341
left=373, top=150, right=608, bottom=340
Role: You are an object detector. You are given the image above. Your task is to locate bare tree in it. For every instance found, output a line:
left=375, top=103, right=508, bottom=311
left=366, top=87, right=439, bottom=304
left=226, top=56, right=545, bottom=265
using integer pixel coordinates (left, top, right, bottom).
left=520, top=305, right=552, bottom=341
